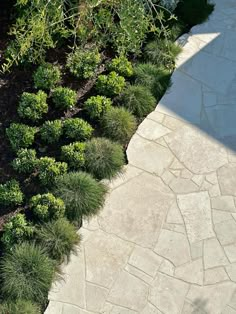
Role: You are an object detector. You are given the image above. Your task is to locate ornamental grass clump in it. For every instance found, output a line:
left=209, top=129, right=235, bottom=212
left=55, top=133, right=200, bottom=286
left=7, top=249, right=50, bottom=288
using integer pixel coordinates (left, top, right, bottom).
left=61, top=142, right=86, bottom=169
left=84, top=95, right=112, bottom=120
left=40, top=120, right=63, bottom=144
left=0, top=180, right=23, bottom=207
left=0, top=242, right=55, bottom=303
left=51, top=87, right=77, bottom=109
left=107, top=55, right=133, bottom=77
left=85, top=138, right=125, bottom=180
left=96, top=71, right=126, bottom=97
left=36, top=218, right=81, bottom=262
left=33, top=63, right=61, bottom=90
left=6, top=123, right=37, bottom=151
left=0, top=300, right=40, bottom=314
left=102, top=107, right=137, bottom=144
left=63, top=118, right=93, bottom=141
left=54, top=172, right=107, bottom=222
left=12, top=148, right=38, bottom=174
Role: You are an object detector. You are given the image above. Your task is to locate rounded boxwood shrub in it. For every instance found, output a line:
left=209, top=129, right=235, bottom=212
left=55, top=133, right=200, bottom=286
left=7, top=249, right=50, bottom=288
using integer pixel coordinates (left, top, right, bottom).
left=33, top=63, right=61, bottom=90
left=51, top=87, right=77, bottom=109
left=54, top=172, right=107, bottom=222
left=0, top=242, right=55, bottom=303
left=1, top=213, right=34, bottom=249
left=133, top=63, right=171, bottom=99
left=12, top=148, right=38, bottom=174
left=84, top=95, right=112, bottom=120
left=120, top=84, right=156, bottom=118
left=6, top=123, right=37, bottom=151
left=96, top=71, right=126, bottom=97
left=0, top=180, right=23, bottom=207
left=0, top=300, right=40, bottom=314
left=66, top=47, right=101, bottom=79
left=40, top=120, right=63, bottom=144
left=18, top=90, right=48, bottom=121
left=85, top=138, right=125, bottom=180
left=61, top=142, right=85, bottom=169
left=102, top=107, right=137, bottom=144
left=63, top=118, right=93, bottom=141
left=29, top=193, right=65, bottom=221
left=107, top=55, right=133, bottom=77
left=36, top=218, right=81, bottom=262
left=37, top=157, right=68, bottom=186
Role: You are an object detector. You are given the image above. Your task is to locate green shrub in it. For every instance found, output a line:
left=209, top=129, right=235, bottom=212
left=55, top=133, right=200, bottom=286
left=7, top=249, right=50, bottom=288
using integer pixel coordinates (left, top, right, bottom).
left=133, top=63, right=171, bottom=99
left=18, top=90, right=48, bottom=121
left=84, top=95, right=112, bottom=119
left=66, top=47, right=101, bottom=79
left=40, top=120, right=63, bottom=144
left=102, top=107, right=137, bottom=144
left=120, top=84, right=156, bottom=118
left=0, top=242, right=55, bottom=303
left=144, top=39, right=182, bottom=70
left=175, top=0, right=214, bottom=27
left=37, top=157, right=68, bottom=186
left=96, top=71, right=126, bottom=97
left=63, top=118, right=93, bottom=141
left=12, top=148, right=38, bottom=174
left=107, top=55, right=133, bottom=77
left=29, top=193, right=65, bottom=221
left=37, top=218, right=80, bottom=262
left=61, top=142, right=86, bottom=169
left=51, top=87, right=77, bottom=109
left=33, top=63, right=61, bottom=90
left=6, top=123, right=37, bottom=151
left=0, top=300, right=40, bottom=314
left=54, top=172, right=107, bottom=222
left=0, top=180, right=23, bottom=207
left=85, top=138, right=125, bottom=180
left=2, top=214, right=34, bottom=249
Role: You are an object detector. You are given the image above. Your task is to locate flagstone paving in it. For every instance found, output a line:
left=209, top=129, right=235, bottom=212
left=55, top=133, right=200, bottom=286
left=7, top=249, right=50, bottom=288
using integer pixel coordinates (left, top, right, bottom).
left=45, top=0, right=236, bottom=313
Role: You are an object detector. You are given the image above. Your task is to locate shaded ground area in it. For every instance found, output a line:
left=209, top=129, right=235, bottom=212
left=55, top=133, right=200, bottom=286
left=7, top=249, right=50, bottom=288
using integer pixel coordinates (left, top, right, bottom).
left=44, top=0, right=236, bottom=313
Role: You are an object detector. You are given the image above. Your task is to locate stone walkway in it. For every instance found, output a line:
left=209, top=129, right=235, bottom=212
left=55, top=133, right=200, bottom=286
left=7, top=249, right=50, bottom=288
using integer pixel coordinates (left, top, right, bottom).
left=45, top=1, right=236, bottom=313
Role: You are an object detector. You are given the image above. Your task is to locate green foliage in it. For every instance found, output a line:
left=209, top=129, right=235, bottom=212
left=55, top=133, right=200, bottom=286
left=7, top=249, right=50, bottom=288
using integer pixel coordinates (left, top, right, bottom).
left=40, top=120, right=63, bottom=144
left=0, top=180, right=23, bottom=207
left=12, top=148, right=38, bottom=174
left=61, top=142, right=86, bottom=169
left=144, top=39, right=182, bottom=70
left=54, top=172, right=107, bottom=222
left=96, top=71, right=126, bottom=97
left=18, top=90, right=48, bottom=121
left=175, top=0, right=214, bottom=27
left=33, top=63, right=61, bottom=90
left=6, top=123, right=37, bottom=151
left=37, top=157, right=68, bottom=186
left=0, top=242, right=55, bottom=303
left=29, top=193, right=65, bottom=221
left=36, top=218, right=81, bottom=262
left=0, top=300, right=40, bottom=314
left=63, top=118, right=93, bottom=141
left=102, top=107, right=137, bottom=144
left=51, top=87, right=77, bottom=110
left=120, top=84, right=156, bottom=117
left=1, top=214, right=34, bottom=249
left=84, top=95, right=112, bottom=120
left=133, top=62, right=171, bottom=99
left=107, top=55, right=133, bottom=77
left=66, top=47, right=101, bottom=79
left=85, top=138, right=125, bottom=180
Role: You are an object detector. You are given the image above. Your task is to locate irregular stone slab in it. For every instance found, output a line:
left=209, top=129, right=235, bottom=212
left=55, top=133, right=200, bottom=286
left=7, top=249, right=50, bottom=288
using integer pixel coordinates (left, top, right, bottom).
left=147, top=111, right=165, bottom=123
left=192, top=174, right=204, bottom=186
left=206, top=172, right=218, bottom=184
left=141, top=303, right=162, bottom=314
left=84, top=230, right=133, bottom=288
left=166, top=201, right=183, bottom=224
left=85, top=283, right=108, bottom=312
left=99, top=172, right=174, bottom=248
left=205, top=267, right=229, bottom=285
left=127, top=134, right=174, bottom=175
left=224, top=244, right=236, bottom=263
left=162, top=115, right=185, bottom=131
left=203, top=238, right=228, bottom=269
left=182, top=301, right=207, bottom=314
left=215, top=219, right=236, bottom=246
left=218, top=164, right=236, bottom=196
left=166, top=125, right=227, bottom=174
left=128, top=246, right=162, bottom=277
left=159, top=258, right=175, bottom=276
left=177, top=192, right=214, bottom=243
left=101, top=303, right=137, bottom=314
left=125, top=264, right=152, bottom=284
left=175, top=259, right=203, bottom=285
left=211, top=196, right=236, bottom=212
left=212, top=210, right=233, bottom=224
left=226, top=264, right=236, bottom=282
left=190, top=241, right=203, bottom=260
left=154, top=229, right=191, bottom=266
left=137, top=119, right=171, bottom=141
left=107, top=271, right=148, bottom=311
left=149, top=273, right=189, bottom=314
left=169, top=177, right=198, bottom=194
left=187, top=282, right=236, bottom=314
